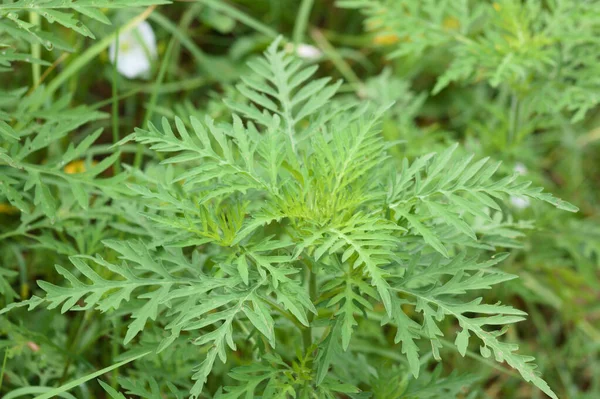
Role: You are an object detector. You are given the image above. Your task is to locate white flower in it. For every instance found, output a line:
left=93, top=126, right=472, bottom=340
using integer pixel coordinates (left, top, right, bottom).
left=514, top=162, right=527, bottom=175
left=510, top=195, right=530, bottom=209
left=283, top=43, right=322, bottom=60
left=109, top=21, right=157, bottom=79
left=295, top=44, right=322, bottom=60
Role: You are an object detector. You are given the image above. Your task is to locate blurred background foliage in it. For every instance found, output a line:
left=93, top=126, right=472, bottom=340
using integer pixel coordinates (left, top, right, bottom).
left=0, top=0, right=598, bottom=398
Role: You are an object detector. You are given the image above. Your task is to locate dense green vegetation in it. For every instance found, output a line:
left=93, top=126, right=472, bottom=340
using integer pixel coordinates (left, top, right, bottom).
left=1, top=1, right=598, bottom=398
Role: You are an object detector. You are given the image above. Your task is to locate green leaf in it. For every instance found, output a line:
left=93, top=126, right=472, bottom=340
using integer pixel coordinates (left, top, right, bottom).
left=396, top=208, right=449, bottom=258
left=98, top=381, right=127, bottom=399
left=455, top=328, right=469, bottom=357
left=315, top=319, right=342, bottom=385
left=237, top=254, right=249, bottom=285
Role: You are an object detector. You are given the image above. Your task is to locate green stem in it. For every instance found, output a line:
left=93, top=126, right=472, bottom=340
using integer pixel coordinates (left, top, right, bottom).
left=111, top=317, right=121, bottom=389
left=310, top=28, right=364, bottom=94
left=508, top=93, right=519, bottom=148
left=0, top=348, right=8, bottom=393
left=111, top=28, right=121, bottom=174
left=301, top=321, right=312, bottom=352
left=29, top=11, right=41, bottom=86
left=135, top=36, right=176, bottom=168
left=91, top=76, right=210, bottom=110
left=262, top=296, right=305, bottom=331
left=302, top=260, right=317, bottom=352
left=33, top=351, right=151, bottom=399
left=197, top=0, right=279, bottom=39
left=149, top=12, right=216, bottom=78
left=235, top=319, right=258, bottom=349
left=171, top=3, right=204, bottom=90
left=59, top=310, right=91, bottom=384
left=293, top=0, right=314, bottom=46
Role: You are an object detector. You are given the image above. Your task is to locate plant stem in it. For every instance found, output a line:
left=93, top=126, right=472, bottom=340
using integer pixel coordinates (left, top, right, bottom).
left=293, top=0, right=314, bottom=46
left=33, top=351, right=151, bottom=399
left=112, top=28, right=121, bottom=174
left=111, top=317, right=121, bottom=389
left=508, top=93, right=519, bottom=148
left=302, top=260, right=317, bottom=352
left=29, top=11, right=41, bottom=86
left=310, top=28, right=365, bottom=94
left=0, top=348, right=8, bottom=392
left=149, top=12, right=216, bottom=79
left=197, top=0, right=279, bottom=39
left=263, top=297, right=305, bottom=330
left=135, top=36, right=176, bottom=168
left=91, top=76, right=210, bottom=110
left=59, top=310, right=90, bottom=384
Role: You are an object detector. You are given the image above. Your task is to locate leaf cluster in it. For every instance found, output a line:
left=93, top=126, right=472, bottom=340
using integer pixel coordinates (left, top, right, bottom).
left=2, top=38, right=579, bottom=399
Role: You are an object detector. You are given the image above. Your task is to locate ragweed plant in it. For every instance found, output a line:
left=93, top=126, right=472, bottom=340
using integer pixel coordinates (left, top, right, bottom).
left=3, top=0, right=598, bottom=397
left=3, top=38, right=577, bottom=398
